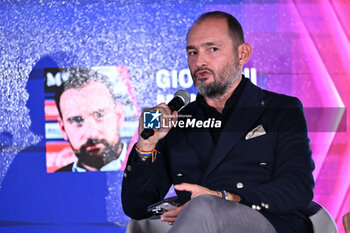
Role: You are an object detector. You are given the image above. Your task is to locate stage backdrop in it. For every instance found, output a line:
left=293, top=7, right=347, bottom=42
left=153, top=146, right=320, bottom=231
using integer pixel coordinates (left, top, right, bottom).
left=1, top=0, right=350, bottom=232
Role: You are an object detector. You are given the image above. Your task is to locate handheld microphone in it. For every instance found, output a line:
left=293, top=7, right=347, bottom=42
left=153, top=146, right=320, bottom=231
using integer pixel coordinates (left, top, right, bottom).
left=141, top=90, right=191, bottom=140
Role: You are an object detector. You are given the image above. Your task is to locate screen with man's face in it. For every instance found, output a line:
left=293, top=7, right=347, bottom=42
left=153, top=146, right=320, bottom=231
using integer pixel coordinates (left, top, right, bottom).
left=44, top=66, right=140, bottom=173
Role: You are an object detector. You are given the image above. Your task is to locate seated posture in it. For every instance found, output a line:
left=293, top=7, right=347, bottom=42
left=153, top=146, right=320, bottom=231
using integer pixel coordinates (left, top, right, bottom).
left=122, top=11, right=314, bottom=233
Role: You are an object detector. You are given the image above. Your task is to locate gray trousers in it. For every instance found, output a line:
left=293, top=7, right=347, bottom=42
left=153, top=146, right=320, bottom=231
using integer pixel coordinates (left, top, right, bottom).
left=168, top=194, right=277, bottom=233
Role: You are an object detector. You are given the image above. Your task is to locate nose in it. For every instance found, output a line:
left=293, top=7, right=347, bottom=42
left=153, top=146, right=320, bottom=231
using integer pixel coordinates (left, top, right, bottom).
left=81, top=117, right=100, bottom=140
left=195, top=52, right=208, bottom=68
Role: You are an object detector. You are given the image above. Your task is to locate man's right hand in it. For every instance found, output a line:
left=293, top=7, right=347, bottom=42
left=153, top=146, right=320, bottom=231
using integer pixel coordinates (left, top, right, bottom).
left=160, top=201, right=189, bottom=225
left=136, top=103, right=178, bottom=151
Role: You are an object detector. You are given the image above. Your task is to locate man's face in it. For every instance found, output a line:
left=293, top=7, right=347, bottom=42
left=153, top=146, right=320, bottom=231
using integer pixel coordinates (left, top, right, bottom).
left=186, top=17, right=241, bottom=98
left=58, top=81, right=124, bottom=170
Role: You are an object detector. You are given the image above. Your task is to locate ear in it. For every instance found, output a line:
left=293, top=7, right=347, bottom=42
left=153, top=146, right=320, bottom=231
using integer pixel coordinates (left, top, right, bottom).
left=238, top=43, right=252, bottom=66
left=114, top=102, right=125, bottom=129
left=58, top=117, right=69, bottom=141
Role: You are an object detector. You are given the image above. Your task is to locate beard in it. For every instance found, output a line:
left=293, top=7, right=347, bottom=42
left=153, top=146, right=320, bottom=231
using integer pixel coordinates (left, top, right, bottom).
left=192, top=59, right=241, bottom=99
left=73, top=138, right=122, bottom=170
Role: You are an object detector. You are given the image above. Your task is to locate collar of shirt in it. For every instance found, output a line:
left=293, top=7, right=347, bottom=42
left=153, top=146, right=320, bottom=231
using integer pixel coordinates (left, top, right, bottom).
left=195, top=75, right=247, bottom=144
left=72, top=142, right=127, bottom=172
left=197, top=75, right=247, bottom=117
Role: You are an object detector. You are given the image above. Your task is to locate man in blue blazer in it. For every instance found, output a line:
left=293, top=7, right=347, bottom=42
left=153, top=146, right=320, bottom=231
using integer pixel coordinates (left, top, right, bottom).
left=122, top=11, right=314, bottom=233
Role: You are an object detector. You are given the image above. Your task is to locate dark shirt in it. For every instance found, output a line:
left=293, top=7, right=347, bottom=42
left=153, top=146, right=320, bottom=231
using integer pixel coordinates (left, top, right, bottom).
left=195, top=76, right=247, bottom=173
left=197, top=75, right=247, bottom=144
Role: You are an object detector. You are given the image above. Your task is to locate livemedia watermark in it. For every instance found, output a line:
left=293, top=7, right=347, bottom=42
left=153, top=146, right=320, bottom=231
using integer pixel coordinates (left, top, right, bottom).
left=143, top=110, right=221, bottom=129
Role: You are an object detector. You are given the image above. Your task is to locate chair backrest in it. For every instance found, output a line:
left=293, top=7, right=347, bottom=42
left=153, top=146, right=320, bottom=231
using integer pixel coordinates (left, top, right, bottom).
left=303, top=201, right=338, bottom=233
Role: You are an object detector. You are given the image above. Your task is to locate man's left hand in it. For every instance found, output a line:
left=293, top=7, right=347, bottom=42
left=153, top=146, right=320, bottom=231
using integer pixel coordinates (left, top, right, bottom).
left=174, top=183, right=217, bottom=198
left=174, top=182, right=242, bottom=202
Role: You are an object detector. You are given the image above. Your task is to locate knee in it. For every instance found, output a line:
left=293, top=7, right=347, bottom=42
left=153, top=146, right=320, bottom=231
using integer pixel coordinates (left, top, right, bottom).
left=185, top=194, right=217, bottom=213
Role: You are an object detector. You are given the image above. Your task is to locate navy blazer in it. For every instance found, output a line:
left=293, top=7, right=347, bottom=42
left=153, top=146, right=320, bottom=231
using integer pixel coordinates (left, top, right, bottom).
left=122, top=79, right=315, bottom=233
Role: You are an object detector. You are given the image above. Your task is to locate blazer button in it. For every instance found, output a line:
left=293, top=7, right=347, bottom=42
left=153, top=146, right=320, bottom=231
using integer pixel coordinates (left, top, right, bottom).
left=259, top=162, right=267, bottom=166
left=127, top=165, right=132, bottom=172
left=176, top=173, right=183, bottom=177
left=236, top=182, right=244, bottom=189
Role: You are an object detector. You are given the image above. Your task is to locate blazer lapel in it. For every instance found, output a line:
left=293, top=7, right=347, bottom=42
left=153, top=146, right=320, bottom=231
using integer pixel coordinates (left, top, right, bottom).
left=203, top=79, right=270, bottom=179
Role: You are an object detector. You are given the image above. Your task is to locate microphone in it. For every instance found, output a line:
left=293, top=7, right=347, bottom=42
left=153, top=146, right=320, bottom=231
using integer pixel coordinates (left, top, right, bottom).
left=141, top=90, right=191, bottom=140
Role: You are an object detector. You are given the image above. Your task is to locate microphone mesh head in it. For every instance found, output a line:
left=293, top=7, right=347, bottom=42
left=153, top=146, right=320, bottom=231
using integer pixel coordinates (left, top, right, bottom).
left=174, top=90, right=191, bottom=106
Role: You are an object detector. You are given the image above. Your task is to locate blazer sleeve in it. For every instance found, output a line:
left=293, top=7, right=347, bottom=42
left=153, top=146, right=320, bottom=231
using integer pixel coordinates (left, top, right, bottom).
left=121, top=140, right=172, bottom=220
left=235, top=96, right=315, bottom=215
